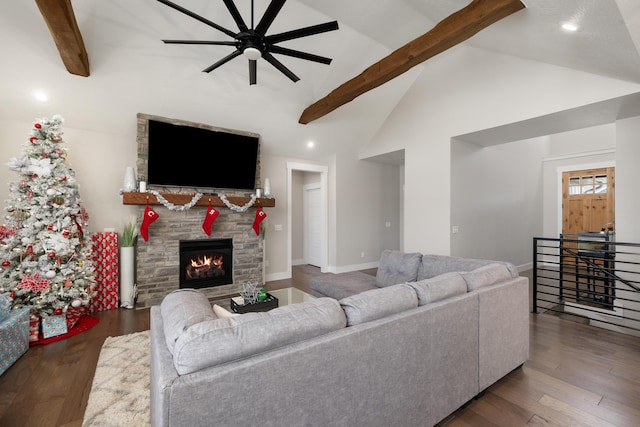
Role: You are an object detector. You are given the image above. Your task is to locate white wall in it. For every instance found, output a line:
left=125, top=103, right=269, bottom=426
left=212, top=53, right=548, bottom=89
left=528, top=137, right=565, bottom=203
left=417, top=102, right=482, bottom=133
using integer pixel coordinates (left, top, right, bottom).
left=451, top=138, right=545, bottom=267
left=616, top=116, right=640, bottom=244
left=334, top=148, right=400, bottom=270
left=363, top=45, right=640, bottom=257
left=0, top=118, right=138, bottom=232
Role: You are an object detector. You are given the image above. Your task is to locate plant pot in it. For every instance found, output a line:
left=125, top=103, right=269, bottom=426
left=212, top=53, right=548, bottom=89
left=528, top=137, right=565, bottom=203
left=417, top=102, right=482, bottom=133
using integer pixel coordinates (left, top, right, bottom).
left=120, top=246, right=136, bottom=309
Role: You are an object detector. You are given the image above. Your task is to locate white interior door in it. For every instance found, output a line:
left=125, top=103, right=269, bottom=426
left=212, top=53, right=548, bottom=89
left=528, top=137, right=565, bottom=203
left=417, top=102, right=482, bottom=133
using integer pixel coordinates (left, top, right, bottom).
left=304, top=184, right=321, bottom=267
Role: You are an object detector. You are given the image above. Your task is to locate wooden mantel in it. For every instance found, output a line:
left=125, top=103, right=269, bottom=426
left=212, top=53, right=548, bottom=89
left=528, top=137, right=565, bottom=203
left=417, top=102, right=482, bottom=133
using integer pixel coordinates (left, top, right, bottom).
left=122, top=192, right=275, bottom=208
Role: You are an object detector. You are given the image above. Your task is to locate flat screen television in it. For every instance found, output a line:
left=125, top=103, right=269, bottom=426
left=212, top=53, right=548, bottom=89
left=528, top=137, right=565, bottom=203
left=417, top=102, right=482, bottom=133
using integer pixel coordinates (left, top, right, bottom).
left=146, top=119, right=259, bottom=191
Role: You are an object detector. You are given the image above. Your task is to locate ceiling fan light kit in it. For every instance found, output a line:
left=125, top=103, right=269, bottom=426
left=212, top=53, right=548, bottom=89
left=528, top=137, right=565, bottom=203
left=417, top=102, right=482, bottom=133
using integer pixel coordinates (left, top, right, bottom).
left=156, top=0, right=339, bottom=85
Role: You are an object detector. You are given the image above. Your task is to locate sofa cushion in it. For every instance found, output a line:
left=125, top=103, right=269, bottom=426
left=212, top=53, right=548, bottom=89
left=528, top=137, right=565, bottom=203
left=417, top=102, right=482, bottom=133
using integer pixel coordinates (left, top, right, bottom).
left=160, top=289, right=217, bottom=354
left=409, top=272, right=468, bottom=306
left=310, top=271, right=378, bottom=299
left=418, top=255, right=519, bottom=280
left=461, top=263, right=512, bottom=291
left=339, top=284, right=418, bottom=326
left=172, top=298, right=347, bottom=375
left=376, top=250, right=422, bottom=287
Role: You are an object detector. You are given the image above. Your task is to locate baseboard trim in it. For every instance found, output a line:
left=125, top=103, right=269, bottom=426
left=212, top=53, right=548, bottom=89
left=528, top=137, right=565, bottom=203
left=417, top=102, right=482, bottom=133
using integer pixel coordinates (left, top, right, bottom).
left=327, top=261, right=379, bottom=274
left=516, top=262, right=533, bottom=272
left=265, top=272, right=290, bottom=282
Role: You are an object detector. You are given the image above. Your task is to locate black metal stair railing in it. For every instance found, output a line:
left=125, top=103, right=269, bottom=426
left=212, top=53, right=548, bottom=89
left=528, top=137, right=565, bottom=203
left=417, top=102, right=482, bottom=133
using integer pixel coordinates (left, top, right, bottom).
left=533, top=235, right=640, bottom=334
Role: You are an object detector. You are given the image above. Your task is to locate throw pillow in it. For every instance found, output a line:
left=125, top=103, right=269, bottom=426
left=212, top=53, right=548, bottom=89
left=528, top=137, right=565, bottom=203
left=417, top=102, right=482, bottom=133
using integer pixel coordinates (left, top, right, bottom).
left=461, top=263, right=512, bottom=291
left=340, top=284, right=418, bottom=326
left=213, top=304, right=240, bottom=318
left=408, top=272, right=467, bottom=306
left=375, top=250, right=422, bottom=287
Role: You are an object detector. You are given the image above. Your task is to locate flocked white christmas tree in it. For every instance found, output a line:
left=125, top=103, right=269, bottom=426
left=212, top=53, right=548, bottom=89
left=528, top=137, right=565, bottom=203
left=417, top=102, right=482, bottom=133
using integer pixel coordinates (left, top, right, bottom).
left=0, top=115, right=95, bottom=316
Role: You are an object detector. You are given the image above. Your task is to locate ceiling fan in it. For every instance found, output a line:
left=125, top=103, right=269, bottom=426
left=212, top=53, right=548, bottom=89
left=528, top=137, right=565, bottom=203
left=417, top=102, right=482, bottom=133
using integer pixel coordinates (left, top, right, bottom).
left=156, top=0, right=339, bottom=85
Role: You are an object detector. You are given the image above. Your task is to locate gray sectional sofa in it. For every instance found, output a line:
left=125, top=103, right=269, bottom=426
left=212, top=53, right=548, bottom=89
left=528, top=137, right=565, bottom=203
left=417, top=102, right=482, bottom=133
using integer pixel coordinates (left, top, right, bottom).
left=150, top=251, right=529, bottom=427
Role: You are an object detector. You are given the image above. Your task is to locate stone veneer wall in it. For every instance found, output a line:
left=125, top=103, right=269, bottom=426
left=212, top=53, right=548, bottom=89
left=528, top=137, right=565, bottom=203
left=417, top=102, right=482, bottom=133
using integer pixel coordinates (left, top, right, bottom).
left=134, top=113, right=263, bottom=308
left=135, top=209, right=263, bottom=308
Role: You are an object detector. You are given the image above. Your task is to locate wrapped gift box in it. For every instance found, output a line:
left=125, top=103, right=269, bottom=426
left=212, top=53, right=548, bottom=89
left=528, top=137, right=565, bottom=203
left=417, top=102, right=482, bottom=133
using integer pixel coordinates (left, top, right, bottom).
left=28, top=312, right=40, bottom=343
left=90, top=232, right=119, bottom=312
left=41, top=313, right=68, bottom=339
left=0, top=297, right=29, bottom=376
left=65, top=306, right=86, bottom=329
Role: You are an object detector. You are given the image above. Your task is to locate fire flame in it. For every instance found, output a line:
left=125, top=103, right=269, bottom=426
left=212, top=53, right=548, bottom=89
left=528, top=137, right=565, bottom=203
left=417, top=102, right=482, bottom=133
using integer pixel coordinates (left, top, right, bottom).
left=190, top=255, right=212, bottom=269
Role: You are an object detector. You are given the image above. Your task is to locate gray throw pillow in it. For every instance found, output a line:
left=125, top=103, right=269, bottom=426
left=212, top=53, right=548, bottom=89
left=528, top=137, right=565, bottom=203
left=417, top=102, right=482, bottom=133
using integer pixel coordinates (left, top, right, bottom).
left=376, top=250, right=422, bottom=287
left=340, top=283, right=418, bottom=326
left=408, top=272, right=467, bottom=306
left=160, top=289, right=217, bottom=354
left=461, top=263, right=512, bottom=291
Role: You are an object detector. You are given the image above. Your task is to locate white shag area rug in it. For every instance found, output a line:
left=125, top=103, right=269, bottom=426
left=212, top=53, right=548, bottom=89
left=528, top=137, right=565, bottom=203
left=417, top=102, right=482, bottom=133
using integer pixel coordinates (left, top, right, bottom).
left=82, top=330, right=151, bottom=427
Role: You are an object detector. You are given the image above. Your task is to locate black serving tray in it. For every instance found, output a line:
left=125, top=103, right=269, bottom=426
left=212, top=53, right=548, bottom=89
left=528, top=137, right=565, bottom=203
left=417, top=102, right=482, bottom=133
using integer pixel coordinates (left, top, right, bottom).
left=230, top=293, right=279, bottom=313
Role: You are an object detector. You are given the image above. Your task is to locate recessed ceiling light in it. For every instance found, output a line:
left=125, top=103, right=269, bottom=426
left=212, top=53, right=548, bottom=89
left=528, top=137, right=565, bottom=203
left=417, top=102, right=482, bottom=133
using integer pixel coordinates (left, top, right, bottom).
left=561, top=21, right=580, bottom=32
left=34, top=91, right=48, bottom=102
left=307, top=141, right=315, bottom=148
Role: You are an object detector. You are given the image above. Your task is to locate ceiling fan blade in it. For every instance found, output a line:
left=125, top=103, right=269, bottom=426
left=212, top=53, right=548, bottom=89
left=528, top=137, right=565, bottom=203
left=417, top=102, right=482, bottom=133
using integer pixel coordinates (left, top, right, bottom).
left=255, top=0, right=286, bottom=35
left=202, top=50, right=243, bottom=73
left=249, top=59, right=257, bottom=85
left=269, top=46, right=332, bottom=65
left=222, top=0, right=249, bottom=32
left=262, top=52, right=299, bottom=82
left=156, top=0, right=237, bottom=39
left=163, top=40, right=237, bottom=46
left=266, top=21, right=338, bottom=44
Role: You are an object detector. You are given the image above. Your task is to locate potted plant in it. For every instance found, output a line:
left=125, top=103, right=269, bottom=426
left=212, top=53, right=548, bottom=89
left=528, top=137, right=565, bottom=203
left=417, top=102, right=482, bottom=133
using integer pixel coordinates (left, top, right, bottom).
left=120, top=219, right=138, bottom=309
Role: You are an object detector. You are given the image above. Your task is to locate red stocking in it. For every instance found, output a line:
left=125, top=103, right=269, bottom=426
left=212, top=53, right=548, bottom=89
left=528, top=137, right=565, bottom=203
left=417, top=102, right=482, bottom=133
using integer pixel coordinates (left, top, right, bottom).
left=252, top=206, right=267, bottom=236
left=202, top=204, right=219, bottom=236
left=140, top=205, right=159, bottom=242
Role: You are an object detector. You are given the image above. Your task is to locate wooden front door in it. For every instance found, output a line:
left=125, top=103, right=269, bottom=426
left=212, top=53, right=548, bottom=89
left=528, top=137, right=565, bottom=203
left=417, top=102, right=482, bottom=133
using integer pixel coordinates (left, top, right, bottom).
left=562, top=167, right=615, bottom=235
left=561, top=167, right=615, bottom=304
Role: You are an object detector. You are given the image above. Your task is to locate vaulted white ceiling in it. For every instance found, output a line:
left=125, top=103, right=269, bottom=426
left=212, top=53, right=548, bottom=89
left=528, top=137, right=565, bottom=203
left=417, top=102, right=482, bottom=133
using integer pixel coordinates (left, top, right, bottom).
left=1, top=0, right=639, bottom=157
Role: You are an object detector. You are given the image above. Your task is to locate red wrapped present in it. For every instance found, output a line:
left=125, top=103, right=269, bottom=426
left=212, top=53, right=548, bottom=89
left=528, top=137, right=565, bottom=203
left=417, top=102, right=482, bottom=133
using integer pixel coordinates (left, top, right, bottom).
left=90, top=232, right=119, bottom=312
left=65, top=306, right=86, bottom=329
left=28, top=312, right=40, bottom=343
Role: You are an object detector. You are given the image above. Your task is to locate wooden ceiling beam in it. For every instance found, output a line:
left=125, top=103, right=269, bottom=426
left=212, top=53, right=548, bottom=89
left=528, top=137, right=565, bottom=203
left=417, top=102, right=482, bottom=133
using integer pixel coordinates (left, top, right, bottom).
left=35, top=0, right=90, bottom=77
left=299, top=0, right=524, bottom=124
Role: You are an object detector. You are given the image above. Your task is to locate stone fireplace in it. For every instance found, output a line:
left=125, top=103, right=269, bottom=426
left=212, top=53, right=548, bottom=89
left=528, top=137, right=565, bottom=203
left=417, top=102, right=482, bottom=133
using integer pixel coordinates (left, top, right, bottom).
left=134, top=207, right=264, bottom=308
left=131, top=113, right=267, bottom=308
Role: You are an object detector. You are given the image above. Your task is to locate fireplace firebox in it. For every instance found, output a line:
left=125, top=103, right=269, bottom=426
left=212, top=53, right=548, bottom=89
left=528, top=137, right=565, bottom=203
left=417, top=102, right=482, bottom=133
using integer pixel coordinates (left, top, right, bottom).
left=179, top=239, right=233, bottom=289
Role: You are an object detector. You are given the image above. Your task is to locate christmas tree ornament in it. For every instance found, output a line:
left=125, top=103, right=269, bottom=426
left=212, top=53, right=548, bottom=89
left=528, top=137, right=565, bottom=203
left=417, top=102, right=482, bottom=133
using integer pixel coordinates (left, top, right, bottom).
left=72, top=299, right=81, bottom=308
left=252, top=206, right=267, bottom=236
left=140, top=204, right=160, bottom=241
left=202, top=203, right=219, bottom=236
left=54, top=308, right=62, bottom=315
left=48, top=252, right=56, bottom=258
left=45, top=270, right=56, bottom=279
left=1, top=261, right=10, bottom=267
left=34, top=123, right=42, bottom=129
left=46, top=188, right=56, bottom=196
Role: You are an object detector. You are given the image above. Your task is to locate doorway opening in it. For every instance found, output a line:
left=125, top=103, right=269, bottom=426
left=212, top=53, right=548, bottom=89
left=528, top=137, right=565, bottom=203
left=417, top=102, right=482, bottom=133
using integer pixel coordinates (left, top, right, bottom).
left=287, top=162, right=329, bottom=277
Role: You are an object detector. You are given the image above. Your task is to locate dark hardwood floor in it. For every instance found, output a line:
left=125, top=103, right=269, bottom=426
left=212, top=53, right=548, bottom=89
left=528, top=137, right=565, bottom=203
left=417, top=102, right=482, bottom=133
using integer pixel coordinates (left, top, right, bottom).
left=1, top=266, right=639, bottom=426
